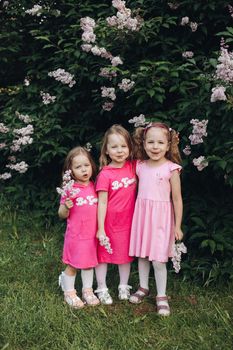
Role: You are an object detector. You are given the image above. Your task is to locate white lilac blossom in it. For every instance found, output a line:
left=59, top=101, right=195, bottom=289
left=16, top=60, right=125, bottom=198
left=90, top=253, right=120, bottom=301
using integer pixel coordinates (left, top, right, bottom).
left=15, top=111, right=32, bottom=123
left=118, top=78, right=135, bottom=92
left=0, top=123, right=9, bottom=133
left=171, top=242, right=187, bottom=273
left=189, top=119, right=208, bottom=145
left=81, top=44, right=92, bottom=52
left=228, top=5, right=233, bottom=18
left=0, top=143, right=7, bottom=149
left=181, top=16, right=189, bottom=26
left=13, top=125, right=34, bottom=136
left=99, top=68, right=117, bottom=80
left=10, top=136, right=33, bottom=152
left=25, top=5, right=43, bottom=16
left=128, top=114, right=149, bottom=127
left=101, top=87, right=116, bottom=101
left=182, top=51, right=194, bottom=59
left=48, top=69, right=76, bottom=87
left=102, top=102, right=114, bottom=111
left=210, top=86, right=227, bottom=102
left=167, top=2, right=180, bottom=10
left=215, top=48, right=233, bottom=83
left=98, top=235, right=113, bottom=254
left=6, top=161, right=28, bottom=174
left=183, top=145, right=191, bottom=156
left=193, top=156, right=208, bottom=171
left=80, top=17, right=96, bottom=44
left=0, top=172, right=12, bottom=180
left=56, top=170, right=80, bottom=198
left=85, top=143, right=92, bottom=152
left=111, top=56, right=123, bottom=67
left=24, top=78, right=30, bottom=86
left=40, top=91, right=56, bottom=105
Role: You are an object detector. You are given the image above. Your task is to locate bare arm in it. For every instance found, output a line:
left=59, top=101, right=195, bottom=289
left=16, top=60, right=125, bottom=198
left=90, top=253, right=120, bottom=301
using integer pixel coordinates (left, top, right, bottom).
left=58, top=198, right=73, bottom=219
left=170, top=170, right=183, bottom=241
left=96, top=191, right=108, bottom=239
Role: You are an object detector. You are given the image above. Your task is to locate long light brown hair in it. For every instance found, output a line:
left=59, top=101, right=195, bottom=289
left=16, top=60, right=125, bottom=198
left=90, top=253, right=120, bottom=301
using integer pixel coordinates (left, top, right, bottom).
left=133, top=122, right=182, bottom=164
left=62, top=146, right=97, bottom=181
left=99, top=124, right=134, bottom=168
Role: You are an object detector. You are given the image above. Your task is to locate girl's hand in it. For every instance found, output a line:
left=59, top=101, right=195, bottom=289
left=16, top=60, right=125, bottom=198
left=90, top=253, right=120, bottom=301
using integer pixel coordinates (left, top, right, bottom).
left=96, top=229, right=106, bottom=239
left=175, top=227, right=183, bottom=241
left=64, top=198, right=73, bottom=210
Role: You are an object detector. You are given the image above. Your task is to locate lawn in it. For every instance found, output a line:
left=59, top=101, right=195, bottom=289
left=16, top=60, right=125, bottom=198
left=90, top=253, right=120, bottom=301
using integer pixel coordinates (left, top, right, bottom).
left=0, top=213, right=232, bottom=350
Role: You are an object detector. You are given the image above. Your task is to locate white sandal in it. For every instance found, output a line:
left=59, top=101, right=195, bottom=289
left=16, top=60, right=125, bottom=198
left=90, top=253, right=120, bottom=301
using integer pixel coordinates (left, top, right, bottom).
left=64, top=290, right=85, bottom=309
left=95, top=288, right=113, bottom=305
left=82, top=288, right=100, bottom=306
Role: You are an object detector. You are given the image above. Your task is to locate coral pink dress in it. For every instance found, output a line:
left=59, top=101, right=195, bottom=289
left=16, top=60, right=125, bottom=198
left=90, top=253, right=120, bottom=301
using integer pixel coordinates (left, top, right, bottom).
left=96, top=160, right=137, bottom=264
left=61, top=181, right=98, bottom=269
left=129, top=160, right=182, bottom=262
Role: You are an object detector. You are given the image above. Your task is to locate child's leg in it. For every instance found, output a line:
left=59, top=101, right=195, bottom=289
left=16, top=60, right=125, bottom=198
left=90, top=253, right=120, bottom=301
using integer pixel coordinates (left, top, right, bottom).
left=59, top=265, right=84, bottom=309
left=129, top=258, right=150, bottom=304
left=81, top=268, right=99, bottom=306
left=118, top=263, right=131, bottom=300
left=95, top=263, right=112, bottom=305
left=152, top=261, right=170, bottom=316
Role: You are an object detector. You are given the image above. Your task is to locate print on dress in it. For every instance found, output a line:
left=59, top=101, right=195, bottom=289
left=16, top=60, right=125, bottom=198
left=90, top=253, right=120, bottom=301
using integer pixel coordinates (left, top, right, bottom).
left=75, top=195, right=98, bottom=206
left=111, top=177, right=136, bottom=190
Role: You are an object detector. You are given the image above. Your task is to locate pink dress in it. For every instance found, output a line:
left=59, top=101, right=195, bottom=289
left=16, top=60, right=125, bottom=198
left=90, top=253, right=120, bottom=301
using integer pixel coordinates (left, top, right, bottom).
left=129, top=160, right=182, bottom=262
left=61, top=181, right=98, bottom=269
left=96, top=160, right=137, bottom=264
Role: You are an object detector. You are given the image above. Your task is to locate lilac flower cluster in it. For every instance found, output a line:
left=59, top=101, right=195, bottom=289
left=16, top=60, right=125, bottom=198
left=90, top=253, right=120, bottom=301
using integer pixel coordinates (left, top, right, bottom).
left=40, top=91, right=56, bottom=105
left=98, top=235, right=113, bottom=254
left=106, top=0, right=143, bottom=32
left=25, top=5, right=43, bottom=16
left=118, top=78, right=135, bottom=92
left=6, top=161, right=28, bottom=174
left=211, top=86, right=227, bottom=102
left=171, top=242, right=187, bottom=273
left=183, top=145, right=191, bottom=156
left=167, top=2, right=180, bottom=10
left=128, top=114, right=149, bottom=127
left=102, top=102, right=114, bottom=111
left=15, top=112, right=32, bottom=124
left=215, top=48, right=233, bottom=83
left=56, top=170, right=80, bottom=198
left=182, top=51, right=194, bottom=59
left=101, top=87, right=116, bottom=101
left=0, top=123, right=9, bottom=133
left=193, top=156, right=208, bottom=171
left=99, top=68, right=117, bottom=80
left=228, top=5, right=233, bottom=18
left=24, top=78, right=30, bottom=86
left=80, top=17, right=96, bottom=43
left=48, top=69, right=76, bottom=87
left=85, top=142, right=92, bottom=152
left=180, top=16, right=198, bottom=32
left=189, top=119, right=208, bottom=145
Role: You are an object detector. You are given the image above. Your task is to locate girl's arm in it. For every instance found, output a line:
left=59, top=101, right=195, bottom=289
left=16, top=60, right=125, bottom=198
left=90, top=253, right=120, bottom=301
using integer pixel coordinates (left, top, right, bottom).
left=96, top=191, right=108, bottom=239
left=170, top=170, right=183, bottom=241
left=58, top=198, right=73, bottom=219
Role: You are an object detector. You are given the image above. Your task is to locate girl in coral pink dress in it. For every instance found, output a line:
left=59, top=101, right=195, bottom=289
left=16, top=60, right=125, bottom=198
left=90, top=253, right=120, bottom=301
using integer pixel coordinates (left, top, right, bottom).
left=58, top=146, right=100, bottom=309
left=95, top=125, right=137, bottom=304
left=129, top=122, right=183, bottom=316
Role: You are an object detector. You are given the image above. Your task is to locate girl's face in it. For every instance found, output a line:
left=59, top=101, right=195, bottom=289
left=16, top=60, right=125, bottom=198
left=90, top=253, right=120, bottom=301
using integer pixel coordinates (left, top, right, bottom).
left=71, top=154, right=92, bottom=184
left=143, top=127, right=169, bottom=163
left=106, top=133, right=129, bottom=167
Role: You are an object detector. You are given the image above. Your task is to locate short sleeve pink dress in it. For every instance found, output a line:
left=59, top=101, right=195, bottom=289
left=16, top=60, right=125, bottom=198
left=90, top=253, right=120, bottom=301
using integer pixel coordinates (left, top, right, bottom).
left=60, top=181, right=98, bottom=269
left=96, top=160, right=137, bottom=264
left=129, top=160, right=182, bottom=262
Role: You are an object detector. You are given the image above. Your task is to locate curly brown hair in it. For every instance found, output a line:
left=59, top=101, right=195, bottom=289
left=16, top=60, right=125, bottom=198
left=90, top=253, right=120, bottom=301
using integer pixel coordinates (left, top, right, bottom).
left=99, top=124, right=134, bottom=168
left=133, top=122, right=182, bottom=165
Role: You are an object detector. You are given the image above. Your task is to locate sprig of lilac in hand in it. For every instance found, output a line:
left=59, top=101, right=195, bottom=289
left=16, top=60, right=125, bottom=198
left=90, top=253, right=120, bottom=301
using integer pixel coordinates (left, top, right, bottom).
left=56, top=170, right=80, bottom=198
left=171, top=242, right=187, bottom=273
left=98, top=235, right=113, bottom=254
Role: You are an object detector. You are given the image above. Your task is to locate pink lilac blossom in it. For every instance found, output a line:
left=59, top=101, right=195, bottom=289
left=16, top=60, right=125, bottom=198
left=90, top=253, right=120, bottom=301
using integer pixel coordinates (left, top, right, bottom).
left=15, top=112, right=32, bottom=123
left=215, top=48, right=233, bottom=83
left=0, top=172, right=12, bottom=180
left=0, top=123, right=9, bottom=133
left=6, top=161, right=28, bottom=174
left=181, top=16, right=189, bottom=26
left=80, top=17, right=96, bottom=44
left=171, top=242, right=187, bottom=273
left=98, top=235, right=113, bottom=254
left=10, top=136, right=33, bottom=152
left=81, top=44, right=92, bottom=52
left=56, top=170, right=81, bottom=198
left=128, top=114, right=149, bottom=127
left=0, top=143, right=7, bottom=149
left=183, top=145, right=191, bottom=156
left=99, top=68, right=117, bottom=80
left=193, top=156, right=208, bottom=171
left=25, top=5, right=43, bottom=16
left=48, top=69, right=76, bottom=87
left=182, top=51, right=194, bottom=59
left=101, top=87, right=116, bottom=101
left=210, top=86, right=227, bottom=102
left=118, top=78, right=135, bottom=92
left=189, top=119, right=208, bottom=145
left=8, top=156, right=16, bottom=162
left=82, top=31, right=96, bottom=44
left=40, top=91, right=56, bottom=104
left=102, top=102, right=114, bottom=111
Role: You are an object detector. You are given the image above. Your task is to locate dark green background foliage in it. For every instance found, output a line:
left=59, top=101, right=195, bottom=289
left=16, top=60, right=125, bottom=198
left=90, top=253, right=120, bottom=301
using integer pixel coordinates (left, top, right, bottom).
left=0, top=0, right=233, bottom=282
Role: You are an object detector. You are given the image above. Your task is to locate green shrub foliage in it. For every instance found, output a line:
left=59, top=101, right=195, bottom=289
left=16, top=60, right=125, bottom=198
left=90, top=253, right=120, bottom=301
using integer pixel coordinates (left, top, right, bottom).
left=0, top=0, right=233, bottom=282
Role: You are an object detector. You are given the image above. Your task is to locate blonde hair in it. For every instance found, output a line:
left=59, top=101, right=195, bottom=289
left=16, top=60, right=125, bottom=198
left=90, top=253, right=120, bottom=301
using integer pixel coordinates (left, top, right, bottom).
left=99, top=124, right=134, bottom=168
left=133, top=122, right=182, bottom=164
left=62, top=146, right=97, bottom=181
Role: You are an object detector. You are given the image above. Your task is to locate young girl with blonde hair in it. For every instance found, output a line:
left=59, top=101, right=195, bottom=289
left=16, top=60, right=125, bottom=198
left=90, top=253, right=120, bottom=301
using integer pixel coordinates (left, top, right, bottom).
left=95, top=124, right=137, bottom=304
left=129, top=122, right=183, bottom=316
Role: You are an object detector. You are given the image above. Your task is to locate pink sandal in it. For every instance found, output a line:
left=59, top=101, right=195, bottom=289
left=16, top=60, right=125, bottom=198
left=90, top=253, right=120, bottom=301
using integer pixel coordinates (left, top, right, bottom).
left=129, top=287, right=149, bottom=304
left=82, top=288, right=100, bottom=306
left=156, top=296, right=170, bottom=316
left=64, top=290, right=85, bottom=309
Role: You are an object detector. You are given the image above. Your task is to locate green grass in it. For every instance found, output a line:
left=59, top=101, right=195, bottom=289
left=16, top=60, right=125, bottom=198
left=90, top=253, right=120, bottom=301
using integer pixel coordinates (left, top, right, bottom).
left=0, top=214, right=233, bottom=350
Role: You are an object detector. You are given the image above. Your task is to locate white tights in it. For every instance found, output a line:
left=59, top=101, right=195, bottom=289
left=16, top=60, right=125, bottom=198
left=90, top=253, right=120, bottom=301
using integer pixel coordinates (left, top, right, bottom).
left=95, top=262, right=131, bottom=289
left=138, top=257, right=167, bottom=296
